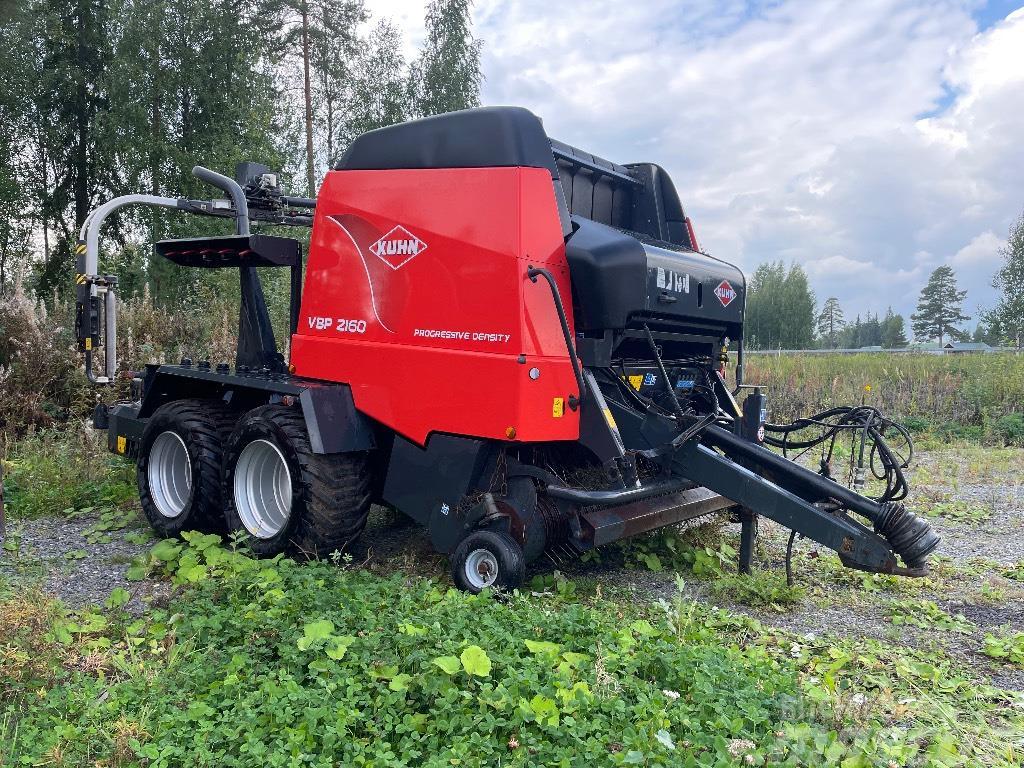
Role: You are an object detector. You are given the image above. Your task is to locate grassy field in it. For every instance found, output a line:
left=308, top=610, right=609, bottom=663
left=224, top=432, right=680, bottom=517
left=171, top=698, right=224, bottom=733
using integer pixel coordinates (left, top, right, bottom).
left=2, top=352, right=1023, bottom=766
left=2, top=432, right=1024, bottom=766
left=3, top=532, right=1022, bottom=768
left=744, top=352, right=1024, bottom=443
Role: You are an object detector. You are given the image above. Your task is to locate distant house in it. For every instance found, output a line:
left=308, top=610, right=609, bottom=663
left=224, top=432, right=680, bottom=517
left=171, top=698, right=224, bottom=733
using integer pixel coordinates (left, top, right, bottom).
left=942, top=341, right=993, bottom=353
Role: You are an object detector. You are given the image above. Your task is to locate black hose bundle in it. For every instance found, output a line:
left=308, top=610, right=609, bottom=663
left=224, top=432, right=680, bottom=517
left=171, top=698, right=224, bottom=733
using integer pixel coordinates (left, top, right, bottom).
left=762, top=406, right=913, bottom=504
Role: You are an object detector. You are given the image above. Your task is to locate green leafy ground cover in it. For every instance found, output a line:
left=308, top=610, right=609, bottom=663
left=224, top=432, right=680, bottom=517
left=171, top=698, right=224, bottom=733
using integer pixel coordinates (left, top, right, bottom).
left=2, top=534, right=1022, bottom=768
left=2, top=417, right=1023, bottom=766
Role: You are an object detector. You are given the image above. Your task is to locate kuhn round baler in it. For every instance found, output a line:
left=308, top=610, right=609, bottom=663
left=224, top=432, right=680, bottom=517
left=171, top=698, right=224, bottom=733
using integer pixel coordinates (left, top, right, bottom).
left=76, top=107, right=938, bottom=591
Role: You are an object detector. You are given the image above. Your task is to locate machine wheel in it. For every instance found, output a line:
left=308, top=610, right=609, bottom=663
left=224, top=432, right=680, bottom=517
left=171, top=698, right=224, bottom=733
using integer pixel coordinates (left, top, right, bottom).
left=450, top=530, right=526, bottom=593
left=222, top=405, right=371, bottom=557
left=137, top=399, right=235, bottom=537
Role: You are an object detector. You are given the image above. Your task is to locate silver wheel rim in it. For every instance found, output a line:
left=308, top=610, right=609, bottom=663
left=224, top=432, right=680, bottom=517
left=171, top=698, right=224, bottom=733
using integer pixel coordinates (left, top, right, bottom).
left=148, top=431, right=192, bottom=519
left=464, top=548, right=499, bottom=589
left=234, top=439, right=293, bottom=539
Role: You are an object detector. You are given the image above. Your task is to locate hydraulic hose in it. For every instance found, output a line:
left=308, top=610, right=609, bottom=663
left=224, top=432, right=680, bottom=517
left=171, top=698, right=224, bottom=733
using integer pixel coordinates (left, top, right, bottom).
left=527, top=266, right=585, bottom=405
left=762, top=406, right=913, bottom=504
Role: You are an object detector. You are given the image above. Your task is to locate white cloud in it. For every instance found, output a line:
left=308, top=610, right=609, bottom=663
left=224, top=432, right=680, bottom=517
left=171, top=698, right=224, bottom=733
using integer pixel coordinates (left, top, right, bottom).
left=379, top=1, right=1024, bottom=320
left=951, top=230, right=1004, bottom=267
left=804, top=255, right=875, bottom=278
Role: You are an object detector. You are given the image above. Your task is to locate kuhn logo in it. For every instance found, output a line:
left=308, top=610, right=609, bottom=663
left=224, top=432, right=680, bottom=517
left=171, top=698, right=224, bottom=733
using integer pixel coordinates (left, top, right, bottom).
left=369, top=225, right=427, bottom=269
left=714, top=280, right=736, bottom=307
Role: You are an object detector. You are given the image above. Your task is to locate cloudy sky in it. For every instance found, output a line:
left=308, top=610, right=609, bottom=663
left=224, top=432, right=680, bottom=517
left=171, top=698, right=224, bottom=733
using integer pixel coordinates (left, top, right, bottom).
left=377, top=0, right=1024, bottom=325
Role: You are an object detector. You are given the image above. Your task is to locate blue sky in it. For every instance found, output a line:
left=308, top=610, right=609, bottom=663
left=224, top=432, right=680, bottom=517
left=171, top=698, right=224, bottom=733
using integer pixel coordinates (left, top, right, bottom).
left=378, top=0, right=1024, bottom=331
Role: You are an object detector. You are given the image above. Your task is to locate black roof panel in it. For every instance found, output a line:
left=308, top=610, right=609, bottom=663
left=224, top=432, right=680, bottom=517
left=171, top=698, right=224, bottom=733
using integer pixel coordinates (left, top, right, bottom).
left=335, top=106, right=559, bottom=179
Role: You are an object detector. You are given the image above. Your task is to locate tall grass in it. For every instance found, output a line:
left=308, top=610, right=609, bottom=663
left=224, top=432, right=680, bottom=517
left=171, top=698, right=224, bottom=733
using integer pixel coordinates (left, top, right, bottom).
left=0, top=278, right=237, bottom=439
left=745, top=352, right=1024, bottom=442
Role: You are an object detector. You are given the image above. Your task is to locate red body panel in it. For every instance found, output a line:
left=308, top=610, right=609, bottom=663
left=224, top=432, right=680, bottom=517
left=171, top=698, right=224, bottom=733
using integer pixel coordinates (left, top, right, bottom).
left=290, top=166, right=581, bottom=446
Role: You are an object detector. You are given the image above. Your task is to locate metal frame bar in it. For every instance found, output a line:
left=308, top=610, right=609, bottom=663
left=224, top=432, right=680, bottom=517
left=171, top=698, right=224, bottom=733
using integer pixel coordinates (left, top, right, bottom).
left=550, top=144, right=643, bottom=188
left=673, top=440, right=898, bottom=571
left=77, top=165, right=309, bottom=383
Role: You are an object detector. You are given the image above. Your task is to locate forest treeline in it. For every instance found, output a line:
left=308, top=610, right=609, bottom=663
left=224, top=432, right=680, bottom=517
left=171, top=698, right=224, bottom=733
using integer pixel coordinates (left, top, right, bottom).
left=743, top=222, right=1024, bottom=351
left=0, top=0, right=481, bottom=302
left=0, top=0, right=1019, bottom=352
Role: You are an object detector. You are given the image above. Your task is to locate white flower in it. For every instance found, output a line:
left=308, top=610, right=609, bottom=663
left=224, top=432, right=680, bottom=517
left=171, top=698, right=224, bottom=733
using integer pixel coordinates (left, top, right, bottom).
left=728, top=739, right=755, bottom=758
left=662, top=689, right=680, bottom=700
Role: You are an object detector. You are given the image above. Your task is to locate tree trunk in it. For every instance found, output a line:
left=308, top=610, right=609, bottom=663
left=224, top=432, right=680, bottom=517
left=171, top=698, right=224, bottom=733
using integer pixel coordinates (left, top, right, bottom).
left=151, top=66, right=160, bottom=195
left=39, top=120, right=48, bottom=264
left=301, top=1, right=316, bottom=197
left=73, top=0, right=91, bottom=232
left=326, top=95, right=334, bottom=168
left=150, top=35, right=161, bottom=246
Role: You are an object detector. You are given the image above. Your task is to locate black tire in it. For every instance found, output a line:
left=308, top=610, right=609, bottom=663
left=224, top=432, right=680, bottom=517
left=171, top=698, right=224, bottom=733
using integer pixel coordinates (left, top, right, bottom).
left=450, top=529, right=526, bottom=593
left=222, top=404, right=371, bottom=557
left=137, top=399, right=235, bottom=537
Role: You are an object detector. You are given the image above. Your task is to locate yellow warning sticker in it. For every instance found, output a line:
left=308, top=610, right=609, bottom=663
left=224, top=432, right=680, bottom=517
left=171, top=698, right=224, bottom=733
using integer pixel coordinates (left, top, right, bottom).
left=552, top=397, right=564, bottom=418
left=628, top=375, right=643, bottom=391
left=116, top=435, right=126, bottom=454
left=84, top=337, right=92, bottom=350
left=602, top=407, right=618, bottom=430
left=75, top=243, right=86, bottom=254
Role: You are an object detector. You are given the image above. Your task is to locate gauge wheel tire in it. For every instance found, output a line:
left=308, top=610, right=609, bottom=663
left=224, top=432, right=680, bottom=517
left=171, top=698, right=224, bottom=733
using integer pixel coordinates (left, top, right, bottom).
left=137, top=399, right=235, bottom=537
left=451, top=530, right=526, bottom=593
left=222, top=404, right=371, bottom=558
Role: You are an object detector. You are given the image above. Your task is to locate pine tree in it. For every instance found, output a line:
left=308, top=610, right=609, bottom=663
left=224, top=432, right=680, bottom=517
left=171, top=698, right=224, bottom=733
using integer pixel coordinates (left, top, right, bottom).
left=308, top=0, right=366, bottom=169
left=989, top=212, right=1024, bottom=349
left=881, top=307, right=908, bottom=348
left=275, top=0, right=365, bottom=193
left=910, top=265, right=970, bottom=345
left=840, top=314, right=862, bottom=349
left=860, top=312, right=883, bottom=347
left=410, top=0, right=482, bottom=117
left=815, top=297, right=844, bottom=348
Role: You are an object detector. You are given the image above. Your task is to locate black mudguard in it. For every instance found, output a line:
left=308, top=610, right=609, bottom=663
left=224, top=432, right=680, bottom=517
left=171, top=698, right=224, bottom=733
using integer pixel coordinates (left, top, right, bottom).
left=107, top=364, right=376, bottom=457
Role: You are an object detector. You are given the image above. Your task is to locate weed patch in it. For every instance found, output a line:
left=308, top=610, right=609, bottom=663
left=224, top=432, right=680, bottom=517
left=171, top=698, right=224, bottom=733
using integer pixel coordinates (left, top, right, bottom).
left=711, top=571, right=806, bottom=608
left=887, top=599, right=974, bottom=633
left=922, top=498, right=992, bottom=524
left=983, top=630, right=1024, bottom=667
left=2, top=426, right=135, bottom=520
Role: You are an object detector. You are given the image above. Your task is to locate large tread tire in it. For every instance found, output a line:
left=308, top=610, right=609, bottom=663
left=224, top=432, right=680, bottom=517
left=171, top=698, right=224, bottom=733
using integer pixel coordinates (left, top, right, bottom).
left=137, top=399, right=235, bottom=537
left=222, top=404, right=371, bottom=558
